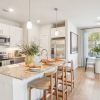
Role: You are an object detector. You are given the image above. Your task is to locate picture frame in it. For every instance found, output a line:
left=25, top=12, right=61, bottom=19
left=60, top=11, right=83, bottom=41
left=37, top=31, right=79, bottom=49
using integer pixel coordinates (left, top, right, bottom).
left=70, top=32, right=78, bottom=54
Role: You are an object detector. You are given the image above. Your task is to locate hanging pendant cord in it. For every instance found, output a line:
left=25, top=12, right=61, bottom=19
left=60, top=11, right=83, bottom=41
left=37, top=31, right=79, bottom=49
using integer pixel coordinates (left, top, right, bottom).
left=29, top=0, right=30, bottom=21
left=55, top=8, right=58, bottom=31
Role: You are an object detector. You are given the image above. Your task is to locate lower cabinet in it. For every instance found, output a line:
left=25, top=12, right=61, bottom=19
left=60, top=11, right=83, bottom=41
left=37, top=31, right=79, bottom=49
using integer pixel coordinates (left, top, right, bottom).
left=0, top=60, right=10, bottom=66
left=11, top=57, right=25, bottom=64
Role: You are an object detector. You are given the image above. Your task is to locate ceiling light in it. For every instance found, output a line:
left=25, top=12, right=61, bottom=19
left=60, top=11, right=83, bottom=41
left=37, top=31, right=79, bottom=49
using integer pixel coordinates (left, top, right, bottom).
left=54, top=8, right=59, bottom=36
left=97, top=17, right=100, bottom=20
left=27, top=21, right=32, bottom=29
left=9, top=8, right=14, bottom=12
left=27, top=0, right=32, bottom=29
left=37, top=20, right=40, bottom=23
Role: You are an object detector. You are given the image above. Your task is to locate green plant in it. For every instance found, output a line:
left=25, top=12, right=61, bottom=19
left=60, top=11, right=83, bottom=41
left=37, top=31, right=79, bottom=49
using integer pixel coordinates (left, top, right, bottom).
left=18, top=42, right=39, bottom=56
left=91, top=46, right=100, bottom=54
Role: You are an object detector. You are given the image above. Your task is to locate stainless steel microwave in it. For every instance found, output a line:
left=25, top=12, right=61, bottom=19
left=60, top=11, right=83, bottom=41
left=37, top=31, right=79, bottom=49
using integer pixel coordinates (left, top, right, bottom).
left=0, top=37, right=10, bottom=45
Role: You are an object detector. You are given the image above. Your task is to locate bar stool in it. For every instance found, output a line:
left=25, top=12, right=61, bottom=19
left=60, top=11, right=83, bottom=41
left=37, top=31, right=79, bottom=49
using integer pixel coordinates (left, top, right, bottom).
left=57, top=62, right=68, bottom=100
left=67, top=60, right=74, bottom=92
left=28, top=68, right=58, bottom=100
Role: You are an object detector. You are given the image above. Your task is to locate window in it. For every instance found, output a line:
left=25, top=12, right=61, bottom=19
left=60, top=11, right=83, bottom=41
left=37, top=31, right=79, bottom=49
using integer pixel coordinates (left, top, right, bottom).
left=88, top=32, right=100, bottom=56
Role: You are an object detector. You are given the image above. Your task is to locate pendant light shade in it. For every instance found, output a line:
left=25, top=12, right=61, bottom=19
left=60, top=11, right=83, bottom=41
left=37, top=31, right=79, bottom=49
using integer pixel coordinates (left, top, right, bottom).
left=54, top=8, right=58, bottom=36
left=55, top=30, right=59, bottom=36
left=27, top=0, right=32, bottom=29
left=27, top=20, right=32, bottom=29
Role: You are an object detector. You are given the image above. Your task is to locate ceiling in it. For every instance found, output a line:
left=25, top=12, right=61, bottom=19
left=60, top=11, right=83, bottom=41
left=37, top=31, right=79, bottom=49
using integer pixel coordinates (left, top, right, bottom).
left=0, top=0, right=100, bottom=28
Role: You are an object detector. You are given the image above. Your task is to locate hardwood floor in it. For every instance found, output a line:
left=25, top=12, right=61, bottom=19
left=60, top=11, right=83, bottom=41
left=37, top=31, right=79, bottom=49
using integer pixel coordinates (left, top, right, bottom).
left=68, top=67, right=100, bottom=100
left=52, top=67, right=100, bottom=100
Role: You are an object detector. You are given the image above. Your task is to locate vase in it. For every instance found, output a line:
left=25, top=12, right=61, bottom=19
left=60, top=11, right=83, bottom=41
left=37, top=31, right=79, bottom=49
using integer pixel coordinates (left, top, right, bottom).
left=25, top=55, right=33, bottom=66
left=96, top=53, right=100, bottom=58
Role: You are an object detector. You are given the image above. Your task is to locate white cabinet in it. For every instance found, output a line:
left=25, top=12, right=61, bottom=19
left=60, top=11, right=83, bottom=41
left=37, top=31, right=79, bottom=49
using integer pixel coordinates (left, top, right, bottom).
left=51, top=27, right=65, bottom=38
left=10, top=26, right=23, bottom=47
left=0, top=23, right=10, bottom=36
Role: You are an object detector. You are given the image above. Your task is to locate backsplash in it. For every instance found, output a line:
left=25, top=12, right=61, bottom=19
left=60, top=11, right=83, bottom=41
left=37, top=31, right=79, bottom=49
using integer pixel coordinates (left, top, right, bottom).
left=0, top=46, right=20, bottom=54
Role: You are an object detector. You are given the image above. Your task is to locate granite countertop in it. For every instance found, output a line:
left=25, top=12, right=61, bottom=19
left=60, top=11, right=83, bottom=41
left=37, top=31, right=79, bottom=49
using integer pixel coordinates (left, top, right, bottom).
left=0, top=60, right=65, bottom=80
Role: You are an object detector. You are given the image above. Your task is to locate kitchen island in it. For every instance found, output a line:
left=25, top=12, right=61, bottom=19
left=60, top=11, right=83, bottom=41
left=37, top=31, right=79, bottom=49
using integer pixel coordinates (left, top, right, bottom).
left=0, top=60, right=65, bottom=100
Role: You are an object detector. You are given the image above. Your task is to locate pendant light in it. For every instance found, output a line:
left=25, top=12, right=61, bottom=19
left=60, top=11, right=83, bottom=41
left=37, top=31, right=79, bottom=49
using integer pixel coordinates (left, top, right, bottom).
left=27, top=0, right=32, bottom=29
left=54, top=8, right=58, bottom=36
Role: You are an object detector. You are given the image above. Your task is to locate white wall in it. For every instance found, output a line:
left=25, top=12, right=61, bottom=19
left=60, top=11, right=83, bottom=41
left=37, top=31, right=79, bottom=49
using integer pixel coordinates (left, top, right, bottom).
left=65, top=20, right=78, bottom=69
left=78, top=29, right=84, bottom=66
left=39, top=24, right=53, bottom=58
left=21, top=23, right=40, bottom=44
left=0, top=18, right=20, bottom=27
left=28, top=24, right=40, bottom=44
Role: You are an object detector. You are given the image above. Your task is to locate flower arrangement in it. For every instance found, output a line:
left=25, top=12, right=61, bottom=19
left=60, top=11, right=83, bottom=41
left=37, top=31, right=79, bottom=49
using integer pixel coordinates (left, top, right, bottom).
left=91, top=46, right=100, bottom=54
left=18, top=42, right=39, bottom=66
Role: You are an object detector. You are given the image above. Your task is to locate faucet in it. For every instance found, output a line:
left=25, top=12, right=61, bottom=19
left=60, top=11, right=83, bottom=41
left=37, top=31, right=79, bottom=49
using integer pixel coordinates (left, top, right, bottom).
left=41, top=49, right=48, bottom=59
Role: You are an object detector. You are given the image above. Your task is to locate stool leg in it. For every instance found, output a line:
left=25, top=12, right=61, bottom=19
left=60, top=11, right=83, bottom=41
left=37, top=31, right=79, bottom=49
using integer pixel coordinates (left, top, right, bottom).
left=44, top=90, right=46, bottom=100
left=62, top=77, right=65, bottom=100
left=94, top=64, right=95, bottom=73
left=55, top=74, right=58, bottom=100
left=29, top=87, right=31, bottom=100
left=65, top=72, right=68, bottom=100
left=71, top=71, right=73, bottom=92
left=73, top=70, right=74, bottom=89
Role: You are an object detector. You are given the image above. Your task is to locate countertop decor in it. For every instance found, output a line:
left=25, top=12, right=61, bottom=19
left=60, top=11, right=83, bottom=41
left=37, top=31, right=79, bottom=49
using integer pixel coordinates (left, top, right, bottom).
left=18, top=42, right=39, bottom=66
left=91, top=46, right=100, bottom=58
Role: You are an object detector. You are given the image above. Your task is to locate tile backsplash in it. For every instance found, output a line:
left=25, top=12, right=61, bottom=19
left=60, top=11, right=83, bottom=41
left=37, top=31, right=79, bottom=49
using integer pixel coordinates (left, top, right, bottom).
left=0, top=46, right=20, bottom=53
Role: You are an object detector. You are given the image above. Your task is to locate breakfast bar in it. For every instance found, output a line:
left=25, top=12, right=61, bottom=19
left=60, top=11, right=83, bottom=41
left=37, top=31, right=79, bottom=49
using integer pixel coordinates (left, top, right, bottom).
left=0, top=60, right=65, bottom=100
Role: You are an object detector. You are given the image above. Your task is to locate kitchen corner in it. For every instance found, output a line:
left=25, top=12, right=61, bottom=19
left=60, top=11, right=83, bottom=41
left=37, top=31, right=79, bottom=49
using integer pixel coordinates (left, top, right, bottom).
left=0, top=60, right=65, bottom=100
left=0, top=50, right=25, bottom=67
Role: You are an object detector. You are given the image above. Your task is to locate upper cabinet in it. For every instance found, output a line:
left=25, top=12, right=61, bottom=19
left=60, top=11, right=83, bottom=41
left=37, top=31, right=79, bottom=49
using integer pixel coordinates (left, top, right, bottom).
left=10, top=26, right=23, bottom=47
left=0, top=23, right=10, bottom=37
left=51, top=27, right=65, bottom=38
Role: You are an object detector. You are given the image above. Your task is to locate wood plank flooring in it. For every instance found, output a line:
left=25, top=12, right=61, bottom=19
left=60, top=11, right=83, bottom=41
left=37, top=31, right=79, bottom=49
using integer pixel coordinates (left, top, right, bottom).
left=53, top=67, right=100, bottom=100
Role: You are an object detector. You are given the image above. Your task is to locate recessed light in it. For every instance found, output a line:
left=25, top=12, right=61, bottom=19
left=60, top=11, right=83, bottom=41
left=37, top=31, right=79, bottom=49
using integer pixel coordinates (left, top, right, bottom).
left=37, top=20, right=40, bottom=23
left=97, top=17, right=100, bottom=20
left=9, top=8, right=14, bottom=12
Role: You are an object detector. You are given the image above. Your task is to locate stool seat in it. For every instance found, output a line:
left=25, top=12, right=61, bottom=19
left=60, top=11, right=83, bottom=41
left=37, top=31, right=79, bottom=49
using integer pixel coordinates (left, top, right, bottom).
left=28, top=77, right=55, bottom=90
left=87, top=62, right=95, bottom=65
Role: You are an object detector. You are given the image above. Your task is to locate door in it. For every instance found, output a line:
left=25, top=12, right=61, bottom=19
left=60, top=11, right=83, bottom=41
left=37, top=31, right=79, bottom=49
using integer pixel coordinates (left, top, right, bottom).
left=56, top=39, right=65, bottom=59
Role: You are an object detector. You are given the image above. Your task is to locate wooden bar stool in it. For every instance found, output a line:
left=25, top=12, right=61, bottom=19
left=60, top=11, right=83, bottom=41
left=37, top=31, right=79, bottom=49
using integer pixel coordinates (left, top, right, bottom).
left=67, top=60, right=74, bottom=92
left=28, top=68, right=58, bottom=100
left=57, top=62, right=68, bottom=100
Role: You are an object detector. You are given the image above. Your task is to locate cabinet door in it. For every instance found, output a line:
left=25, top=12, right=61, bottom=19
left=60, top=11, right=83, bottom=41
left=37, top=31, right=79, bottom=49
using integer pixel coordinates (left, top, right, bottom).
left=10, top=26, right=17, bottom=47
left=57, top=27, right=65, bottom=37
left=0, top=23, right=10, bottom=36
left=10, top=26, right=23, bottom=47
left=51, top=27, right=65, bottom=38
left=15, top=27, right=23, bottom=44
left=2, top=24, right=10, bottom=37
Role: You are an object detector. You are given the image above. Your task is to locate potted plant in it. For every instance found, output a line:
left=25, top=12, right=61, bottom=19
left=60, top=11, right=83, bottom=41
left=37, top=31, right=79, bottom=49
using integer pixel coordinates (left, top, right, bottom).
left=91, top=46, right=100, bottom=58
left=18, top=42, right=39, bottom=66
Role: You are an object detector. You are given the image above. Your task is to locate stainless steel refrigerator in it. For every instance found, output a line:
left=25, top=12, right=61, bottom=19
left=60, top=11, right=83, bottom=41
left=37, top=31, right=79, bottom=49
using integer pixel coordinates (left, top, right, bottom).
left=51, top=37, right=66, bottom=59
